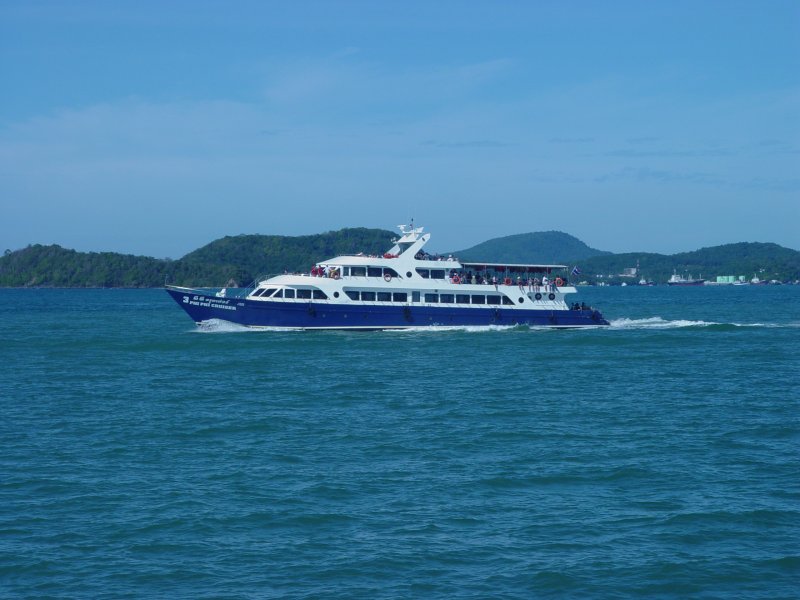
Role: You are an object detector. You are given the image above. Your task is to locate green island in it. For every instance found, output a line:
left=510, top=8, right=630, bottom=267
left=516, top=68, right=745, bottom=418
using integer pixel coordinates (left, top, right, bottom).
left=1, top=229, right=798, bottom=287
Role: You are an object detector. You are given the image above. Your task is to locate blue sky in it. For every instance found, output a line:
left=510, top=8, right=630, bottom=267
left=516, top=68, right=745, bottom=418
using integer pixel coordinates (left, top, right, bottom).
left=1, top=1, right=798, bottom=258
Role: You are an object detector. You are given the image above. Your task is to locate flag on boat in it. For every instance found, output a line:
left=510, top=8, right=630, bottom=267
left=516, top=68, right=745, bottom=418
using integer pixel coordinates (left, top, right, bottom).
left=571, top=266, right=581, bottom=276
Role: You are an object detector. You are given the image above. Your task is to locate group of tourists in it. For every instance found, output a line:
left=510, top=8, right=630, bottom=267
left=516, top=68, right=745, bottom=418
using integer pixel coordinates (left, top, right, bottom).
left=310, top=265, right=340, bottom=279
left=448, top=271, right=566, bottom=291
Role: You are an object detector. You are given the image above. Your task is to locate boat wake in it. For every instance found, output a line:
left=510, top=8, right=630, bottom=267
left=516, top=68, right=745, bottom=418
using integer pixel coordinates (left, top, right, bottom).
left=193, top=319, right=253, bottom=333
left=191, top=317, right=798, bottom=333
left=387, top=324, right=524, bottom=334
left=610, top=317, right=715, bottom=329
left=609, top=317, right=795, bottom=330
left=192, top=319, right=301, bottom=333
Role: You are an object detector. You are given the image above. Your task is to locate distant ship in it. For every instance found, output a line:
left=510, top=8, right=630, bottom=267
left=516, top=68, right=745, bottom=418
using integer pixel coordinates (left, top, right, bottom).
left=667, top=270, right=706, bottom=286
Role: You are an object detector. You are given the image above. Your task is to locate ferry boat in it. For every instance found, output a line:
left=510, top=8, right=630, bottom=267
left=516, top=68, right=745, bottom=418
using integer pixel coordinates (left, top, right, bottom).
left=667, top=270, right=705, bottom=286
left=165, top=224, right=609, bottom=330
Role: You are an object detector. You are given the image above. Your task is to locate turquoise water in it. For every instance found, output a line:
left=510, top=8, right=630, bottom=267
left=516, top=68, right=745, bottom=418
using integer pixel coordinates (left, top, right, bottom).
left=2, top=287, right=798, bottom=598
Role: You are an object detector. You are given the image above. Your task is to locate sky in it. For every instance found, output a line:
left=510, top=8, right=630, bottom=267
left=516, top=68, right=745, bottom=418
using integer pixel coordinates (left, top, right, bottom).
left=1, top=0, right=798, bottom=258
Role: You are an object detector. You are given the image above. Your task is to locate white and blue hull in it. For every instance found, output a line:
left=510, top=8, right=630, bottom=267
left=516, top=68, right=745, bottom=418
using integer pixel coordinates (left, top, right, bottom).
left=166, top=287, right=609, bottom=329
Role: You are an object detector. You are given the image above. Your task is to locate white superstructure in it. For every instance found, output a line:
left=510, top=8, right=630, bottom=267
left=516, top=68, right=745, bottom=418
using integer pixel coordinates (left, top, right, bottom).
left=246, top=224, right=576, bottom=310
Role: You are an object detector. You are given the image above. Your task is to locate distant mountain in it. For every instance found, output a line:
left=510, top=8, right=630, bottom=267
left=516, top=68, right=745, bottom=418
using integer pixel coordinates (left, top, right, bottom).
left=1, top=230, right=797, bottom=287
left=580, top=242, right=800, bottom=283
left=452, top=231, right=612, bottom=264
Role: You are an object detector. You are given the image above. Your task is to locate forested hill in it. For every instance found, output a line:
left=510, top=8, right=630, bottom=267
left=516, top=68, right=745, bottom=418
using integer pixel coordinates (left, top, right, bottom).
left=0, top=228, right=396, bottom=288
left=1, top=230, right=798, bottom=287
left=453, top=231, right=612, bottom=264
left=181, top=228, right=396, bottom=280
left=580, top=242, right=800, bottom=283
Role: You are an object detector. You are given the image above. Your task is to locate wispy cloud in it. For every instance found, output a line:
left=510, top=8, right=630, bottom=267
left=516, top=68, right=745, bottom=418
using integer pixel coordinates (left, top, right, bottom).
left=595, top=167, right=724, bottom=186
left=259, top=56, right=514, bottom=115
left=421, top=139, right=512, bottom=148
left=604, top=148, right=736, bottom=158
left=626, top=136, right=661, bottom=144
left=548, top=137, right=595, bottom=144
left=593, top=167, right=800, bottom=192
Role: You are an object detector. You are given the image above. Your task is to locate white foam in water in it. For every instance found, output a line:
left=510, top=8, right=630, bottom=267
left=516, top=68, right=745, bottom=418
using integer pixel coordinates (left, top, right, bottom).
left=192, top=317, right=794, bottom=334
left=194, top=319, right=261, bottom=333
left=610, top=317, right=718, bottom=329
left=387, top=324, right=522, bottom=334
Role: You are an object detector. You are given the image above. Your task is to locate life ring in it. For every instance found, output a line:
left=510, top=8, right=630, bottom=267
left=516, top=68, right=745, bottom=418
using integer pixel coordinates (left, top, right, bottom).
left=452, top=275, right=460, bottom=284
left=534, top=293, right=542, bottom=300
left=504, top=277, right=512, bottom=285
left=548, top=293, right=556, bottom=300
left=555, top=277, right=564, bottom=287
left=383, top=273, right=392, bottom=282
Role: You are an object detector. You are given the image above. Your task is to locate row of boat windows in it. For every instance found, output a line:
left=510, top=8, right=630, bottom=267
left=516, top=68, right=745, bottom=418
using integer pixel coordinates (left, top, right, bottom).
left=335, top=266, right=448, bottom=279
left=415, top=269, right=447, bottom=279
left=342, top=267, right=400, bottom=277
left=344, top=290, right=515, bottom=305
left=252, top=287, right=328, bottom=300
left=252, top=287, right=538, bottom=305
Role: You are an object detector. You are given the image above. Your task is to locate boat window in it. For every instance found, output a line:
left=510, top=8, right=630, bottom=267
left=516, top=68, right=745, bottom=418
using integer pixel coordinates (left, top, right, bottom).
left=296, top=289, right=312, bottom=299
left=416, top=269, right=430, bottom=279
left=384, top=268, right=399, bottom=278
left=351, top=267, right=366, bottom=277
left=284, top=288, right=295, bottom=299
left=361, top=291, right=376, bottom=301
left=346, top=290, right=359, bottom=301
left=272, top=289, right=283, bottom=298
left=262, top=288, right=277, bottom=298
left=471, top=295, right=485, bottom=305
left=368, top=267, right=382, bottom=277
left=252, top=288, right=266, bottom=297
left=313, top=289, right=328, bottom=300
left=343, top=267, right=350, bottom=276
left=487, top=295, right=501, bottom=305
left=377, top=292, right=391, bottom=302
left=456, top=294, right=470, bottom=304
left=424, top=293, right=438, bottom=303
left=502, top=296, right=514, bottom=305
left=439, top=294, right=454, bottom=304
left=430, top=269, right=446, bottom=280
left=393, top=292, right=408, bottom=302
left=412, top=292, right=420, bottom=303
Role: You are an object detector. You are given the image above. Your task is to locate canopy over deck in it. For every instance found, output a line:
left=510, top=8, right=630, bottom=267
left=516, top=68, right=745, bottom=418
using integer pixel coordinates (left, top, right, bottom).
left=460, top=262, right=567, bottom=274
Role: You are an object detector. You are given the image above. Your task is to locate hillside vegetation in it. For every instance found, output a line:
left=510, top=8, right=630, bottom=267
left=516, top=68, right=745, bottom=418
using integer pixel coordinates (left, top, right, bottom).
left=0, top=228, right=396, bottom=287
left=580, top=242, right=800, bottom=283
left=1, top=230, right=797, bottom=287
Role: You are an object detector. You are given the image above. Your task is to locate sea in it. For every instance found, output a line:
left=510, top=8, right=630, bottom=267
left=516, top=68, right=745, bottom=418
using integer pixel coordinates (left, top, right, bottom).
left=1, top=286, right=798, bottom=599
